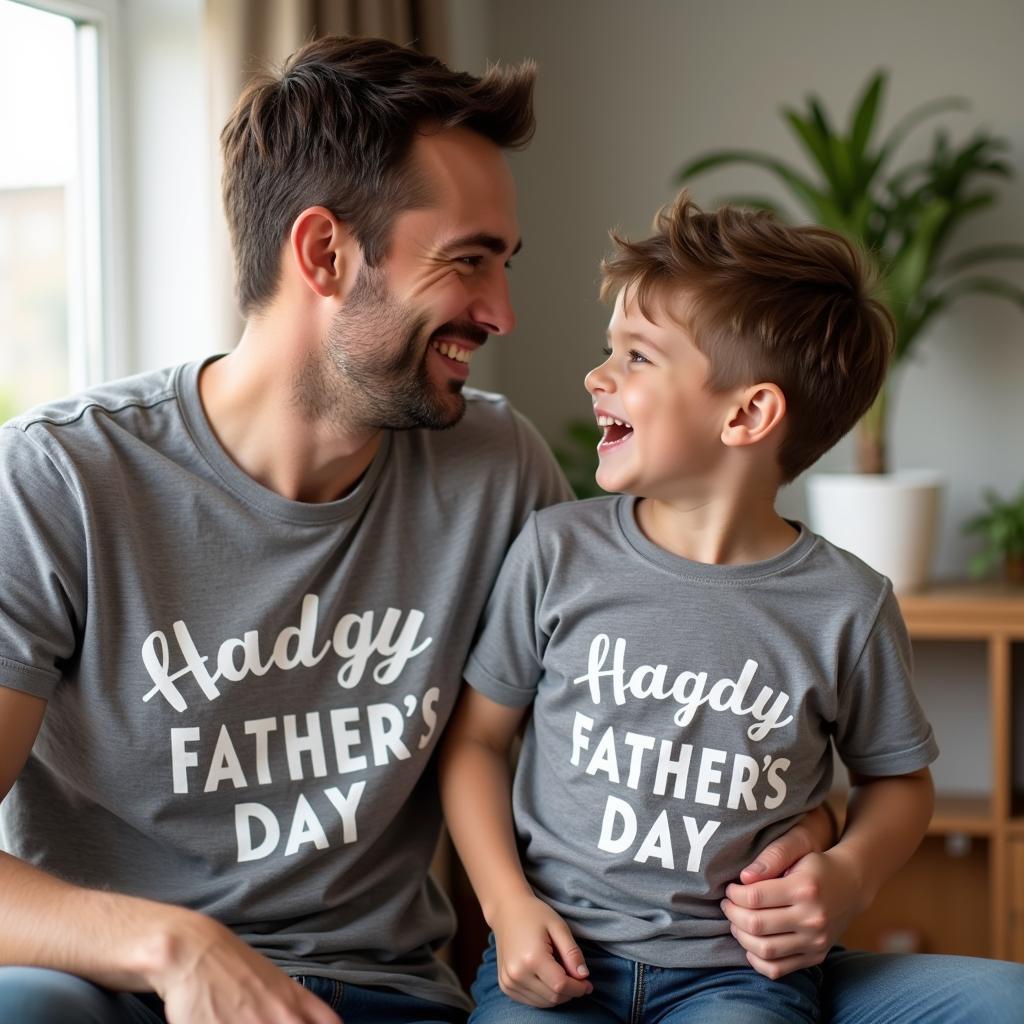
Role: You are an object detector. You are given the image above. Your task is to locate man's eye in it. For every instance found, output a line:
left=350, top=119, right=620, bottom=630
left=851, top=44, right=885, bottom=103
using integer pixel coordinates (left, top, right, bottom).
left=457, top=256, right=483, bottom=268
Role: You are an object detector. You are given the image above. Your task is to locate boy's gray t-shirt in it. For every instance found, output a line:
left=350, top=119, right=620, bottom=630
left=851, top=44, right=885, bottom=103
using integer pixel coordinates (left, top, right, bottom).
left=0, top=358, right=571, bottom=1010
left=464, top=495, right=938, bottom=969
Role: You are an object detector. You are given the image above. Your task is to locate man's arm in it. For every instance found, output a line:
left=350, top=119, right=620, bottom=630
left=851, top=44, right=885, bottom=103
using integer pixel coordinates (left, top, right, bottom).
left=439, top=687, right=592, bottom=1009
left=723, top=769, right=934, bottom=979
left=0, top=686, right=340, bottom=1024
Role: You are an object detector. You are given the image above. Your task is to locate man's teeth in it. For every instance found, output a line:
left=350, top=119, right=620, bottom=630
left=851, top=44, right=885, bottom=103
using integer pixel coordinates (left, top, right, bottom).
left=596, top=415, right=633, bottom=429
left=431, top=340, right=473, bottom=364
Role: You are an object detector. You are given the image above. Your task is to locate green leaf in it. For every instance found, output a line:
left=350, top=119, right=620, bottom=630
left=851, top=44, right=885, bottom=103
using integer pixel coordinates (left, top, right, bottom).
left=884, top=199, right=950, bottom=310
left=849, top=71, right=885, bottom=168
left=938, top=243, right=1024, bottom=277
left=939, top=276, right=1024, bottom=308
left=675, top=149, right=832, bottom=222
left=876, top=96, right=970, bottom=176
left=784, top=108, right=840, bottom=189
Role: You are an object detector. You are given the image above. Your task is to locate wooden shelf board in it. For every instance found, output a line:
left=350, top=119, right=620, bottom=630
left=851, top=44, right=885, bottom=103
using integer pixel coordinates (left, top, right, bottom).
left=829, top=792, right=993, bottom=837
left=899, top=581, right=1024, bottom=638
left=929, top=795, right=994, bottom=836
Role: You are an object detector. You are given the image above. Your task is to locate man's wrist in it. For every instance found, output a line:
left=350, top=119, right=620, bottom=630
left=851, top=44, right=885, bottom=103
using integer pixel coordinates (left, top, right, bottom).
left=131, top=903, right=221, bottom=994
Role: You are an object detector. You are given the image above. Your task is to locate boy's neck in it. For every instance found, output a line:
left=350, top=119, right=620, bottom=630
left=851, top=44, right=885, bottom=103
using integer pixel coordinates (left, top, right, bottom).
left=635, top=494, right=798, bottom=566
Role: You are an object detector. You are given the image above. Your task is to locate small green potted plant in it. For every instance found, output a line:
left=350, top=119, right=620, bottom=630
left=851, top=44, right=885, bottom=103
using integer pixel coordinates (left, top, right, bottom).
left=962, top=485, right=1024, bottom=584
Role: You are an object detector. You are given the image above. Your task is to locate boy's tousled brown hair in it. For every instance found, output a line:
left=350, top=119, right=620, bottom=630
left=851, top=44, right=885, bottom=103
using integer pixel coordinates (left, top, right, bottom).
left=221, top=36, right=536, bottom=316
left=600, top=192, right=894, bottom=482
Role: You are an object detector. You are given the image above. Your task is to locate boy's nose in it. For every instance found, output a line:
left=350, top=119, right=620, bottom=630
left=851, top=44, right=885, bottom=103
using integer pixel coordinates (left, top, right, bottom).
left=585, top=362, right=614, bottom=395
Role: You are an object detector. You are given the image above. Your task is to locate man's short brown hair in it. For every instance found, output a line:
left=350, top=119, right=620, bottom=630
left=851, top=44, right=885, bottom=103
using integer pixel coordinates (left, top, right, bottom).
left=221, top=36, right=536, bottom=316
left=600, top=192, right=894, bottom=482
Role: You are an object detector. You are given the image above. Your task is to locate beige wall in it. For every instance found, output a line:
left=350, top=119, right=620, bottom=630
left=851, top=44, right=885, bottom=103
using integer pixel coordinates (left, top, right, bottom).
left=485, top=0, right=1024, bottom=580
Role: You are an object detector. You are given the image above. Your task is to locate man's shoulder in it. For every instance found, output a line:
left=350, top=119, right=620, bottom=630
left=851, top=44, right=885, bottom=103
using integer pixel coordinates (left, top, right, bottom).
left=4, top=364, right=183, bottom=446
left=460, top=386, right=526, bottom=436
left=533, top=494, right=616, bottom=530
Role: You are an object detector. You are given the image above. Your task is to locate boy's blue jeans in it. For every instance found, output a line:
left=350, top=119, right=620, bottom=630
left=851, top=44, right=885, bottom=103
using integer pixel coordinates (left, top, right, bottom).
left=470, top=935, right=1024, bottom=1024
left=470, top=936, right=821, bottom=1023
left=0, top=968, right=468, bottom=1024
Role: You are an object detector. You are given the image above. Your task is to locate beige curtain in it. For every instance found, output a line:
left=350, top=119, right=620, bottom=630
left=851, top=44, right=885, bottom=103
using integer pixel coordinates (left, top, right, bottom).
left=204, top=0, right=452, bottom=347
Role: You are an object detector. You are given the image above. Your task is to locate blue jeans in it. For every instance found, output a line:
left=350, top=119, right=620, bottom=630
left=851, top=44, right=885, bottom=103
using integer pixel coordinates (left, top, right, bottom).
left=0, top=967, right=468, bottom=1024
left=470, top=936, right=821, bottom=1023
left=470, top=935, right=1024, bottom=1024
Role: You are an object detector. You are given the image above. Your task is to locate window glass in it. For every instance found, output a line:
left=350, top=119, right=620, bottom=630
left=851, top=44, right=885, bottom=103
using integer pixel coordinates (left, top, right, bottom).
left=0, top=1, right=89, bottom=419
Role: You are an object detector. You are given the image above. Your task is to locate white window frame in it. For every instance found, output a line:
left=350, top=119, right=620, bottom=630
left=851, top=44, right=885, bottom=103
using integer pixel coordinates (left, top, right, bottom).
left=12, top=0, right=128, bottom=387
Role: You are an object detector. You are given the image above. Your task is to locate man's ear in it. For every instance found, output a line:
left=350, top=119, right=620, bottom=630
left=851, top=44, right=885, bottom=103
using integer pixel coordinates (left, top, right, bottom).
left=721, top=383, right=787, bottom=448
left=289, top=206, right=359, bottom=299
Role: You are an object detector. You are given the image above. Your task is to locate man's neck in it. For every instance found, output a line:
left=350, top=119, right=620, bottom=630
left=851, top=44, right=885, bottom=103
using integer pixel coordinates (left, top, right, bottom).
left=199, top=320, right=382, bottom=504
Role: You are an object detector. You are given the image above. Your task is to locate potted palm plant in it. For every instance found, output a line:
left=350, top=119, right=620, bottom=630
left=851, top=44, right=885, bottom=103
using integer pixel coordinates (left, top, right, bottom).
left=676, top=71, right=1024, bottom=590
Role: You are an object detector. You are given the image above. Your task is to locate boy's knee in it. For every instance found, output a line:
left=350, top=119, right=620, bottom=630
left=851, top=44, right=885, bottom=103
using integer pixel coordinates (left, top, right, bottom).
left=0, top=966, right=121, bottom=1024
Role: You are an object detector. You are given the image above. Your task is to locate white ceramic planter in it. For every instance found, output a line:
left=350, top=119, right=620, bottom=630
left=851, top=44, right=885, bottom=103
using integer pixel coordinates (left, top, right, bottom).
left=806, top=471, right=944, bottom=593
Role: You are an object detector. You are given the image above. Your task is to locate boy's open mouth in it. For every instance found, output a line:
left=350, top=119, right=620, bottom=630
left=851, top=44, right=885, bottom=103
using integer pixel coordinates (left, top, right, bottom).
left=596, top=414, right=634, bottom=448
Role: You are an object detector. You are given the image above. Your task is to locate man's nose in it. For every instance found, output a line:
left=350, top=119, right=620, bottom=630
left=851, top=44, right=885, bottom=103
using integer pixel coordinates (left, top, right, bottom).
left=468, top=271, right=516, bottom=336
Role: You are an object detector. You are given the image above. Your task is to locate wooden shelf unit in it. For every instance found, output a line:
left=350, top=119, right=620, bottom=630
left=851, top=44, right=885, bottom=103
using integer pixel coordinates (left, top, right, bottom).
left=840, top=582, right=1024, bottom=961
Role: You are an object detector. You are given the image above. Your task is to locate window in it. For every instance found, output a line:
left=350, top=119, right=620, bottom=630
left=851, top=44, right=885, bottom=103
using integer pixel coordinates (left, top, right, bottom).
left=0, top=0, right=120, bottom=420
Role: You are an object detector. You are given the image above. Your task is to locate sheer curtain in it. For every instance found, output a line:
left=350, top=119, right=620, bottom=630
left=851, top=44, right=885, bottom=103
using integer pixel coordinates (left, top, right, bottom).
left=204, top=0, right=451, bottom=346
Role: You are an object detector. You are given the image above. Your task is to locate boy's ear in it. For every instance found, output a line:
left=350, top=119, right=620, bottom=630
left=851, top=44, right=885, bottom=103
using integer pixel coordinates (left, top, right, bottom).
left=289, top=206, right=361, bottom=299
left=721, top=383, right=787, bottom=448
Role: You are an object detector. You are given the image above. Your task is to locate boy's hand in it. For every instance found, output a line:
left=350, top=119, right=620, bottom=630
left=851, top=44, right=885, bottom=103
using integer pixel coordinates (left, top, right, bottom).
left=490, top=895, right=593, bottom=1007
left=722, top=848, right=865, bottom=980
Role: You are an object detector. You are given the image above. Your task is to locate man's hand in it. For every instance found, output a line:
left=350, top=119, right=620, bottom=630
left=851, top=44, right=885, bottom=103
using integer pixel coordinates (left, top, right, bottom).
left=722, top=848, right=866, bottom=979
left=489, top=895, right=593, bottom=1008
left=153, top=911, right=341, bottom=1024
left=722, top=806, right=861, bottom=980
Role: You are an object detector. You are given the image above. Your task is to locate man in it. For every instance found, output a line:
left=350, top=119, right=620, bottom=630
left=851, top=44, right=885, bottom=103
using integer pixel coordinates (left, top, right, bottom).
left=0, top=35, right=1020, bottom=1024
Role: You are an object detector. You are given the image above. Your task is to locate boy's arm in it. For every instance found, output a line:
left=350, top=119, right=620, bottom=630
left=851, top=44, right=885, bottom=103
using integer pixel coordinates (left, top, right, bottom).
left=0, top=686, right=339, bottom=1024
left=439, top=687, right=592, bottom=1008
left=723, top=768, right=934, bottom=979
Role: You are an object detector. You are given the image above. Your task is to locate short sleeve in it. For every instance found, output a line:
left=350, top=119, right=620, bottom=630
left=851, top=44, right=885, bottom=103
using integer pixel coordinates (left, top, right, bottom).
left=0, top=425, right=86, bottom=699
left=834, top=585, right=939, bottom=776
left=508, top=408, right=574, bottom=529
left=464, top=513, right=548, bottom=708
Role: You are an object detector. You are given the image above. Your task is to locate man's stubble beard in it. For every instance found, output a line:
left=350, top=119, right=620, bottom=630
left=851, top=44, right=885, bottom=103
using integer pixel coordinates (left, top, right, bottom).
left=294, top=265, right=467, bottom=433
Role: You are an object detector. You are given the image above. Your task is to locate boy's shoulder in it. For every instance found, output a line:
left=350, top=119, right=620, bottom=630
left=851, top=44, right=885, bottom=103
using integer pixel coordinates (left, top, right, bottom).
left=800, top=527, right=899, bottom=622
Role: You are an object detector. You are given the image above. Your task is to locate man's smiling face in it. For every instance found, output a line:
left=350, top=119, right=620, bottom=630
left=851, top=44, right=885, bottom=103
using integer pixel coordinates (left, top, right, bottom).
left=317, top=126, right=521, bottom=432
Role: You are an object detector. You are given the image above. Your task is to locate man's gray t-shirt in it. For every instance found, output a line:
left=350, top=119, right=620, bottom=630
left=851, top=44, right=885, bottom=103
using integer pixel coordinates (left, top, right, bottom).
left=464, top=495, right=938, bottom=968
left=0, top=358, right=571, bottom=1010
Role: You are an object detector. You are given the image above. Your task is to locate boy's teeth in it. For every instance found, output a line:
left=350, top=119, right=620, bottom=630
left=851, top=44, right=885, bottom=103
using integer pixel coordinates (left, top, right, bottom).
left=596, top=415, right=632, bottom=428
left=431, top=340, right=473, bottom=364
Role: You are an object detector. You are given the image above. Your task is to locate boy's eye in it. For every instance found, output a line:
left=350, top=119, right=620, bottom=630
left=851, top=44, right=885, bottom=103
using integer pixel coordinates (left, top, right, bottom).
left=601, top=345, right=612, bottom=357
left=628, top=349, right=650, bottom=364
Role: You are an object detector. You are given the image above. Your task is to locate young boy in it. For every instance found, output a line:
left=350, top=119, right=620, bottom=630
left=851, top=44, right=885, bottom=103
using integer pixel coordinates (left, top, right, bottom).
left=439, top=192, right=938, bottom=1023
